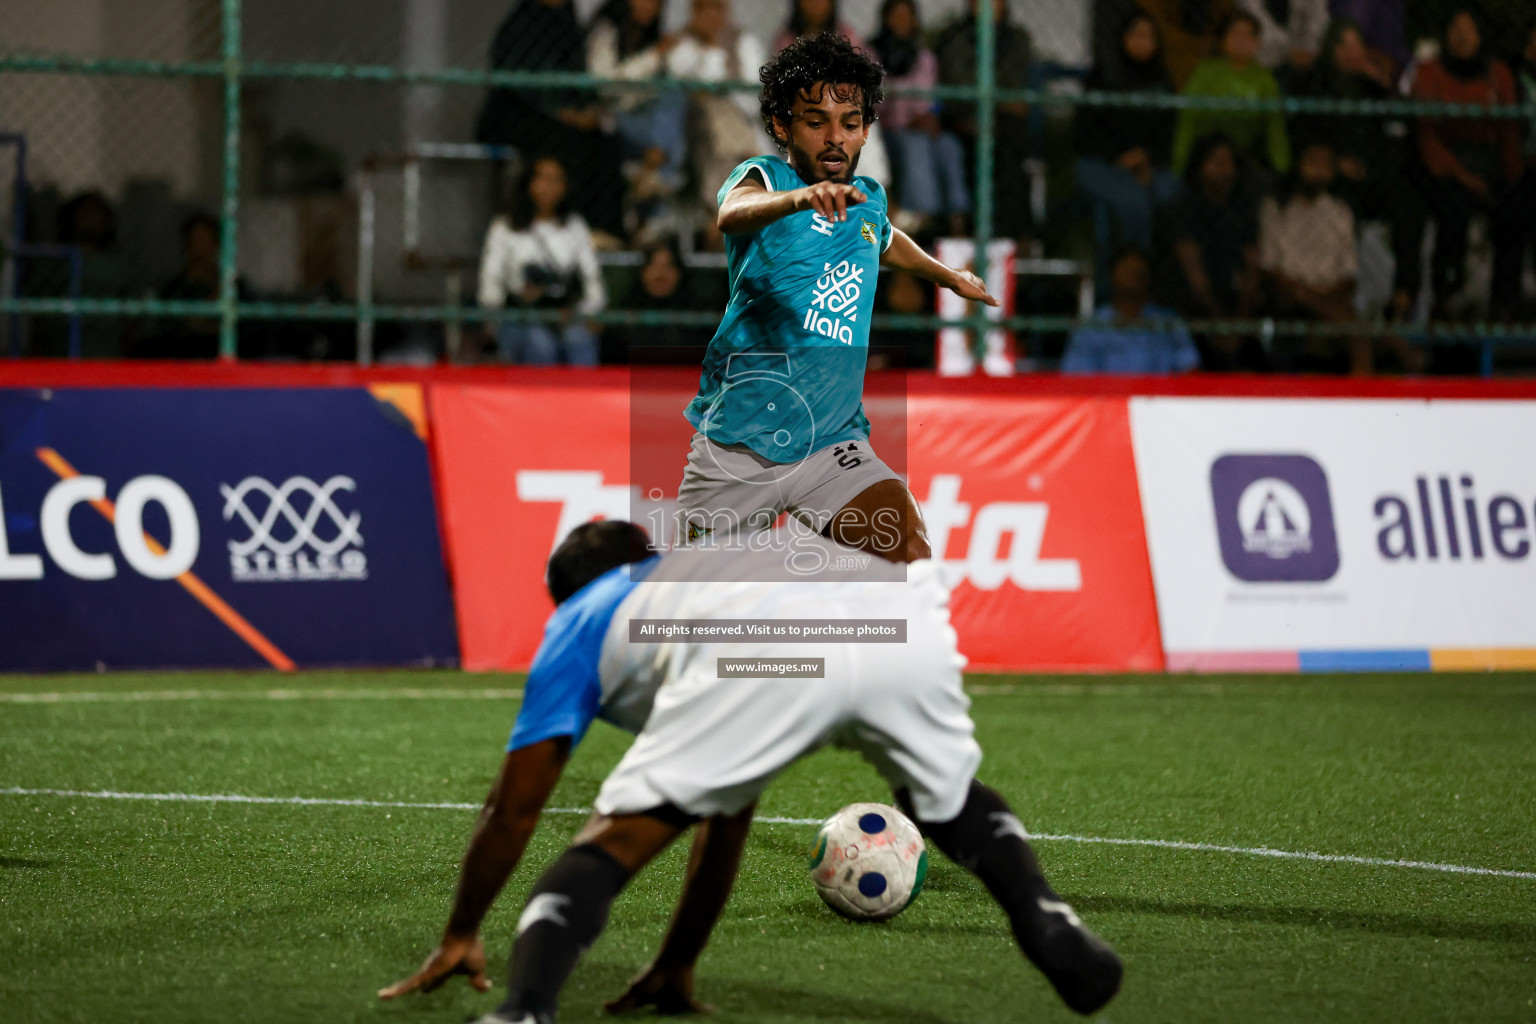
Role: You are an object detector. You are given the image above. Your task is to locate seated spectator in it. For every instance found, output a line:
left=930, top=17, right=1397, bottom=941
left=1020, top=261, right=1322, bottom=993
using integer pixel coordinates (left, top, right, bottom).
left=933, top=0, right=1035, bottom=241
left=1501, top=19, right=1536, bottom=319
left=1076, top=11, right=1183, bottom=297
left=587, top=0, right=687, bottom=237
left=25, top=191, right=132, bottom=358
left=1410, top=7, right=1524, bottom=318
left=1290, top=17, right=1426, bottom=321
left=1327, top=0, right=1408, bottom=79
left=1156, top=132, right=1264, bottom=367
left=1237, top=0, right=1329, bottom=71
left=671, top=0, right=771, bottom=216
left=869, top=0, right=971, bottom=236
left=1128, top=0, right=1238, bottom=88
left=609, top=241, right=714, bottom=361
left=1173, top=12, right=1292, bottom=177
left=871, top=268, right=938, bottom=370
left=1063, top=248, right=1200, bottom=373
left=1259, top=139, right=1366, bottom=371
left=477, top=156, right=606, bottom=366
left=142, top=212, right=249, bottom=359
left=772, top=0, right=863, bottom=54
left=476, top=0, right=625, bottom=241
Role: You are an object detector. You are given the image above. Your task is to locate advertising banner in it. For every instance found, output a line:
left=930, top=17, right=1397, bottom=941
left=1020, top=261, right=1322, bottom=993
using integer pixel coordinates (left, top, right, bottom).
left=1131, top=398, right=1536, bottom=671
left=432, top=380, right=1163, bottom=672
left=0, top=387, right=458, bottom=671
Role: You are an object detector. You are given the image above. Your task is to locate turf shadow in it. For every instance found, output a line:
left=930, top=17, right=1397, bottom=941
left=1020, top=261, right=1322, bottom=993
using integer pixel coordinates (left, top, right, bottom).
left=0, top=856, right=51, bottom=869
left=1063, top=893, right=1536, bottom=946
left=688, top=976, right=958, bottom=1024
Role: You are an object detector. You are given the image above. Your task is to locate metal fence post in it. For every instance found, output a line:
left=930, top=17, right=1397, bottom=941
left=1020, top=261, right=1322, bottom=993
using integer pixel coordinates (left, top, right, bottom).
left=218, top=0, right=243, bottom=362
left=973, top=0, right=996, bottom=366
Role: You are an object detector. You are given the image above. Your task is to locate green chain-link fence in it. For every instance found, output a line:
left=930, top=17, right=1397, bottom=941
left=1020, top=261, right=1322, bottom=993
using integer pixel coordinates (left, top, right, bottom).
left=2, top=0, right=1535, bottom=373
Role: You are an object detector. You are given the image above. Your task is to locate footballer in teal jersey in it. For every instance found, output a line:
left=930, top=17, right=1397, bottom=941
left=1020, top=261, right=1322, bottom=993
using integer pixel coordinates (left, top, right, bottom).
left=677, top=33, right=998, bottom=565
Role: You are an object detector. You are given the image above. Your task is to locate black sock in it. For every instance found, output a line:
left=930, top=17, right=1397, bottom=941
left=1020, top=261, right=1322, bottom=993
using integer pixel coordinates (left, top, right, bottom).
left=912, top=782, right=1123, bottom=1015
left=498, top=843, right=630, bottom=1022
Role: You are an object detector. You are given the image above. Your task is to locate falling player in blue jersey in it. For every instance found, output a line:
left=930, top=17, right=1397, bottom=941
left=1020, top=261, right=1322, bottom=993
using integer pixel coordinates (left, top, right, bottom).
left=678, top=33, right=998, bottom=563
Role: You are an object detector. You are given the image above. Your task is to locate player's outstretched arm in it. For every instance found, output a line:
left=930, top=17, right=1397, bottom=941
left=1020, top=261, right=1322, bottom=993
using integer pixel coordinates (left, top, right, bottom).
left=717, top=174, right=868, bottom=235
left=881, top=227, right=1000, bottom=307
left=603, top=802, right=757, bottom=1015
left=378, top=738, right=571, bottom=1000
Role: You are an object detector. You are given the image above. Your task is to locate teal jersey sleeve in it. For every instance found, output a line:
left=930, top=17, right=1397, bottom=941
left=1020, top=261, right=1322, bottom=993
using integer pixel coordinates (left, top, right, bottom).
left=688, top=156, right=891, bottom=463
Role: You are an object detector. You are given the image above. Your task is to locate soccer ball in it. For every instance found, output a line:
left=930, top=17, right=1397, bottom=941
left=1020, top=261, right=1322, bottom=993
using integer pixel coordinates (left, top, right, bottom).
left=808, top=802, right=928, bottom=921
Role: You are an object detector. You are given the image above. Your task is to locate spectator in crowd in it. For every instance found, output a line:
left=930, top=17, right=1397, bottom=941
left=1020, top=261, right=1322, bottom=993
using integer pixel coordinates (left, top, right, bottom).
left=1410, top=7, right=1524, bottom=318
left=476, top=0, right=625, bottom=240
left=1063, top=248, right=1200, bottom=373
left=1328, top=0, right=1408, bottom=78
left=609, top=241, right=714, bottom=360
left=1173, top=12, right=1292, bottom=176
left=871, top=268, right=938, bottom=370
left=587, top=0, right=688, bottom=238
left=1258, top=139, right=1366, bottom=371
left=672, top=0, right=771, bottom=218
left=773, top=0, right=863, bottom=54
left=1128, top=0, right=1238, bottom=88
left=933, top=0, right=1035, bottom=240
left=477, top=156, right=607, bottom=366
left=1076, top=11, right=1183, bottom=297
left=26, top=191, right=132, bottom=358
left=869, top=0, right=971, bottom=236
left=1500, top=20, right=1536, bottom=318
left=1237, top=0, right=1329, bottom=71
left=142, top=212, right=247, bottom=359
left=1290, top=17, right=1426, bottom=321
left=1157, top=132, right=1264, bottom=367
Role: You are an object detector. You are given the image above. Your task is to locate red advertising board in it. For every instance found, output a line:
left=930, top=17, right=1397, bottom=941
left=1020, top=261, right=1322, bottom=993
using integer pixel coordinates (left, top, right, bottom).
left=430, top=378, right=1162, bottom=672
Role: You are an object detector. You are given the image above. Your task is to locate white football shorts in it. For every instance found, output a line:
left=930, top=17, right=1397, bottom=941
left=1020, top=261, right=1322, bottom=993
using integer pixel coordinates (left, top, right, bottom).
left=676, top=431, right=902, bottom=542
left=593, top=560, right=980, bottom=824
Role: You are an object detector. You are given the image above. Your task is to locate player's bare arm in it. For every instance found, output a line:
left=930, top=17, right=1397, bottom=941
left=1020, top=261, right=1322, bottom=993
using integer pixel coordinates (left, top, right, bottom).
left=604, top=802, right=756, bottom=1015
left=717, top=174, right=868, bottom=235
left=882, top=227, right=1000, bottom=307
left=378, top=738, right=570, bottom=999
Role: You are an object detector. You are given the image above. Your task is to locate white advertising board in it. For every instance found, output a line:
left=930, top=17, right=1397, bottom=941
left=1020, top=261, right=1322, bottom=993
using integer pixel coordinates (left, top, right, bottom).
left=1130, top=399, right=1536, bottom=671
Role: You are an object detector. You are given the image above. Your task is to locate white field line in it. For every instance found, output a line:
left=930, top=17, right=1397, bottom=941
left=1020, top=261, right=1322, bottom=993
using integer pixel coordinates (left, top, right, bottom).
left=2, top=786, right=1532, bottom=881
left=0, top=688, right=523, bottom=704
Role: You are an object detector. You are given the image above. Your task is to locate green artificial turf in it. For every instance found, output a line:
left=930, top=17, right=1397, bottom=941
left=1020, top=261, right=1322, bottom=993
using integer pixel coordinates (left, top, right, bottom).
left=1, top=671, right=1533, bottom=1023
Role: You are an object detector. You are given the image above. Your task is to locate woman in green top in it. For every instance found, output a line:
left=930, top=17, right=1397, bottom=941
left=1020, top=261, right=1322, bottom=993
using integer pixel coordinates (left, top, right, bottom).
left=1172, top=12, right=1291, bottom=176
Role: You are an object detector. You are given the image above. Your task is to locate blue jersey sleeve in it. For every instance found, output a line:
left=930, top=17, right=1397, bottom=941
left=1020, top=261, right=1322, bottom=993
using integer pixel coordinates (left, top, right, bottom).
left=507, top=608, right=603, bottom=752
left=717, top=157, right=776, bottom=208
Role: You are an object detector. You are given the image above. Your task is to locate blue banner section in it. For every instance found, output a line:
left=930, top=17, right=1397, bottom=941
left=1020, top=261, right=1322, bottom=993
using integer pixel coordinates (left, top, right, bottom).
left=0, top=389, right=458, bottom=671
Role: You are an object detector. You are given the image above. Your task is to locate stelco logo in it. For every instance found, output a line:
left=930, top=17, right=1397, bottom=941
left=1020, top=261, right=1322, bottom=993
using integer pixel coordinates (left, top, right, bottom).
left=0, top=473, right=365, bottom=583
left=222, top=476, right=366, bottom=582
left=515, top=470, right=1082, bottom=592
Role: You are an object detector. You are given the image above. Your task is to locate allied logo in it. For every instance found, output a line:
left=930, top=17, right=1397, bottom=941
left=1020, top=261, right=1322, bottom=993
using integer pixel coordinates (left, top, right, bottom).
left=221, top=475, right=367, bottom=582
left=860, top=220, right=877, bottom=245
left=810, top=211, right=835, bottom=237
left=1211, top=455, right=1339, bottom=582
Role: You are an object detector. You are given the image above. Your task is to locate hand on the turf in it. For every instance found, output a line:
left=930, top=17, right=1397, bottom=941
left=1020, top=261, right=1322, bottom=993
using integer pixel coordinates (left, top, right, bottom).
left=378, top=934, right=491, bottom=1000
left=948, top=269, right=1000, bottom=307
left=604, top=963, right=709, bottom=1016
left=795, top=181, right=867, bottom=223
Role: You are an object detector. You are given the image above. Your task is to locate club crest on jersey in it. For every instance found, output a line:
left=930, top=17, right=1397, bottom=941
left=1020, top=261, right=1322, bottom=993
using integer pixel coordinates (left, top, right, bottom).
left=860, top=220, right=877, bottom=245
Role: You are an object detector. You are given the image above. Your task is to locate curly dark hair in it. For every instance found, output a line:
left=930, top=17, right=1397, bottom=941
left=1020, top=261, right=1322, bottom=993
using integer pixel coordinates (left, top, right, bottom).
left=759, top=32, right=885, bottom=151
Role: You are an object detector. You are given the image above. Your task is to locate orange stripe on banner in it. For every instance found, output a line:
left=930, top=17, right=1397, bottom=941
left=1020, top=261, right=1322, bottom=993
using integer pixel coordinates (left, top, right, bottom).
left=34, top=447, right=297, bottom=672
left=1430, top=648, right=1536, bottom=671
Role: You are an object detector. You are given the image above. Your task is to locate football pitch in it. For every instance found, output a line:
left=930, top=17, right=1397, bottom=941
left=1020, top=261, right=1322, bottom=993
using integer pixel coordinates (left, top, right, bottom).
left=2, top=671, right=1532, bottom=1023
